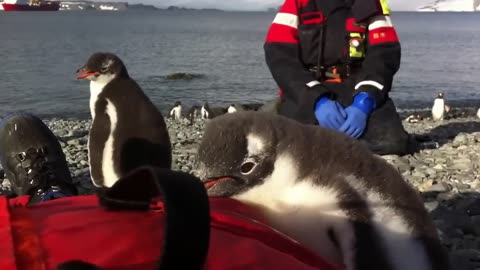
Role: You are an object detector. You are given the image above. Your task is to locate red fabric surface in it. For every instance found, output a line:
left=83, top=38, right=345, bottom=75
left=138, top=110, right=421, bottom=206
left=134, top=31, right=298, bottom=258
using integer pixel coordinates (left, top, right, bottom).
left=0, top=195, right=343, bottom=270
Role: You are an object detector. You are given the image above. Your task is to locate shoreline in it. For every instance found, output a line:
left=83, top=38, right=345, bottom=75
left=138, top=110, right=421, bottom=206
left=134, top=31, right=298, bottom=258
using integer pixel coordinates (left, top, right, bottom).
left=0, top=114, right=479, bottom=269
left=2, top=99, right=480, bottom=122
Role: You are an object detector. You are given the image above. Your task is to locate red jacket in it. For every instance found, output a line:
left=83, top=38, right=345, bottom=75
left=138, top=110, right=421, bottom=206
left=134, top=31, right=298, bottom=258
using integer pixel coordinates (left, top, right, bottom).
left=265, top=0, right=401, bottom=124
left=0, top=195, right=343, bottom=270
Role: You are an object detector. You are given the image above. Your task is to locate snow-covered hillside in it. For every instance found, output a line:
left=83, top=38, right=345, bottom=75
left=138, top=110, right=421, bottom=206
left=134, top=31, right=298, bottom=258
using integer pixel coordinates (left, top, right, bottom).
left=417, top=0, right=480, bottom=11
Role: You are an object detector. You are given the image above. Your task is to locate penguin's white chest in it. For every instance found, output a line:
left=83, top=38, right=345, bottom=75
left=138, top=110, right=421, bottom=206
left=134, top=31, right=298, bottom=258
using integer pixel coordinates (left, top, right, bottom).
left=477, top=108, right=480, bottom=119
left=227, top=106, right=237, bottom=113
left=431, top=99, right=445, bottom=120
left=170, top=106, right=182, bottom=119
left=89, top=81, right=105, bottom=119
left=233, top=154, right=351, bottom=266
left=201, top=107, right=209, bottom=119
left=101, top=99, right=120, bottom=188
left=87, top=74, right=120, bottom=188
left=88, top=97, right=121, bottom=188
left=88, top=74, right=116, bottom=120
left=233, top=154, right=431, bottom=270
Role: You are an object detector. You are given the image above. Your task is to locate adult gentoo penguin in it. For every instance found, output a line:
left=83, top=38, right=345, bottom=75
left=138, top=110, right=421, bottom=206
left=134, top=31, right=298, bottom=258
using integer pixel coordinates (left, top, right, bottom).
left=201, top=102, right=227, bottom=119
left=169, top=101, right=182, bottom=120
left=227, top=104, right=238, bottom=113
left=195, top=111, right=449, bottom=270
left=186, top=105, right=201, bottom=124
left=432, top=92, right=446, bottom=121
left=77, top=52, right=172, bottom=188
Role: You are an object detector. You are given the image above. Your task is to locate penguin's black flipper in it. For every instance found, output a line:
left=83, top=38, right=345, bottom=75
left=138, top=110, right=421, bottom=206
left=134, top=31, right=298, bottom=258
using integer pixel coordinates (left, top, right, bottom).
left=57, top=166, right=211, bottom=270
left=120, top=137, right=172, bottom=177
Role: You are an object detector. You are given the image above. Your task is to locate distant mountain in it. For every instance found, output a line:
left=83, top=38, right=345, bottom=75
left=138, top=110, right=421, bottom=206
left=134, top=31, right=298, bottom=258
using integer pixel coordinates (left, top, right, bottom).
left=129, top=3, right=159, bottom=10
left=164, top=5, right=223, bottom=11
left=417, top=0, right=480, bottom=11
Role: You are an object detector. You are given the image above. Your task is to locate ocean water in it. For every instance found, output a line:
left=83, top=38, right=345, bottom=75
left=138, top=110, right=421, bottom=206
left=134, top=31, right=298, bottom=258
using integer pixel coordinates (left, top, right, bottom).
left=1, top=11, right=480, bottom=118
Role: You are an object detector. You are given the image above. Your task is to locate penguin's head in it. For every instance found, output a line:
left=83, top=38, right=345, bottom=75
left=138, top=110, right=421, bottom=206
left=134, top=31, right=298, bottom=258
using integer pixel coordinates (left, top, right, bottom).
left=76, top=52, right=129, bottom=82
left=174, top=101, right=181, bottom=107
left=437, top=92, right=444, bottom=99
left=195, top=111, right=278, bottom=197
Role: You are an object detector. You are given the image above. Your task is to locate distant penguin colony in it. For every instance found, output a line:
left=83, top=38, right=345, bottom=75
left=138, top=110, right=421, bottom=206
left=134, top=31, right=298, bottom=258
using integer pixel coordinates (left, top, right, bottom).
left=77, top=52, right=172, bottom=188
left=195, top=111, right=449, bottom=270
left=167, top=101, right=267, bottom=122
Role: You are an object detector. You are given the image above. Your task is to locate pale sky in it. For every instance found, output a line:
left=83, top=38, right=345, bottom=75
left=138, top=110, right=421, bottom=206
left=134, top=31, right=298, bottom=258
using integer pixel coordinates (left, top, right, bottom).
left=129, top=0, right=432, bottom=11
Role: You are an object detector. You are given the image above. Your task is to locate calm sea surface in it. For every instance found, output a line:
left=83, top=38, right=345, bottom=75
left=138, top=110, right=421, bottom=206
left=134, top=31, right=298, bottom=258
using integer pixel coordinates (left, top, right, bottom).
left=1, top=11, right=480, bottom=118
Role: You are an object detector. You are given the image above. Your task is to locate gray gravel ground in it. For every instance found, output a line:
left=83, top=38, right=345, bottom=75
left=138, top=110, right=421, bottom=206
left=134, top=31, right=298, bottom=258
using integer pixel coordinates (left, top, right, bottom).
left=0, top=113, right=479, bottom=269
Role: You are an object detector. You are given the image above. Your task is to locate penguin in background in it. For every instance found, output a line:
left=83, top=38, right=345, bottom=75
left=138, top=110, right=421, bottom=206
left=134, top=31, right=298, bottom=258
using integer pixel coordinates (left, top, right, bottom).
left=76, top=52, right=172, bottom=188
left=186, top=105, right=201, bottom=125
left=242, top=103, right=264, bottom=111
left=431, top=92, right=447, bottom=121
left=195, top=111, right=450, bottom=270
left=227, top=103, right=247, bottom=114
left=169, top=101, right=182, bottom=120
left=257, top=97, right=282, bottom=114
left=201, top=102, right=227, bottom=119
left=201, top=102, right=211, bottom=119
left=405, top=114, right=423, bottom=123
left=227, top=104, right=238, bottom=114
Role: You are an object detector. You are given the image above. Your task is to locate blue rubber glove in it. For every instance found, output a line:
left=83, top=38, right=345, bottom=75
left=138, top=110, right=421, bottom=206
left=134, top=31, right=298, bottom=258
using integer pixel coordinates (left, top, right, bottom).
left=314, top=97, right=347, bottom=130
left=339, top=92, right=376, bottom=139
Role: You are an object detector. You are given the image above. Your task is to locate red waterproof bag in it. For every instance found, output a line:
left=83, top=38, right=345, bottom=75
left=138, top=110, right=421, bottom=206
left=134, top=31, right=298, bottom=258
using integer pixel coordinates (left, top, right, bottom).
left=0, top=167, right=343, bottom=270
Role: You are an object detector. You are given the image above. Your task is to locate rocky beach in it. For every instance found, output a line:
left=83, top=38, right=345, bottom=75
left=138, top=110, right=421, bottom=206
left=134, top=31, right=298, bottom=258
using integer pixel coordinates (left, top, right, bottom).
left=0, top=112, right=479, bottom=269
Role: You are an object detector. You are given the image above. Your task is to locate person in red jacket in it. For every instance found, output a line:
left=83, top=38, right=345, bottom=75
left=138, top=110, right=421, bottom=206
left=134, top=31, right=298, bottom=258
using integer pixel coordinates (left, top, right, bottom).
left=264, top=0, right=417, bottom=155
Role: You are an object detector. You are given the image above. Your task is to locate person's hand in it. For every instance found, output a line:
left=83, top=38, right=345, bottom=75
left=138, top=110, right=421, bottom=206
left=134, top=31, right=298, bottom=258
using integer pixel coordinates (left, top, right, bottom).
left=339, top=92, right=376, bottom=138
left=314, top=97, right=347, bottom=130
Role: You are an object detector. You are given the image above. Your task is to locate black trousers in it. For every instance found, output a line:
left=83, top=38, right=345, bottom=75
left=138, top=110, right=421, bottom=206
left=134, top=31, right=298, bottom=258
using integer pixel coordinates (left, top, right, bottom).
left=272, top=82, right=418, bottom=156
left=356, top=97, right=418, bottom=156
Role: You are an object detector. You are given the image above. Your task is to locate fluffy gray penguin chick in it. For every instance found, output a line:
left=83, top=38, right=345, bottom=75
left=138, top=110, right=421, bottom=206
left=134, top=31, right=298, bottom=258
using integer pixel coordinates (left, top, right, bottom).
left=196, top=111, right=449, bottom=270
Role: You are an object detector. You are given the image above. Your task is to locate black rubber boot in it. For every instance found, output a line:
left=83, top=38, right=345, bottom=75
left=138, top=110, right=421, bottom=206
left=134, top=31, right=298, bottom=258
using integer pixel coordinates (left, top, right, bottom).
left=0, top=112, right=77, bottom=204
left=360, top=98, right=419, bottom=156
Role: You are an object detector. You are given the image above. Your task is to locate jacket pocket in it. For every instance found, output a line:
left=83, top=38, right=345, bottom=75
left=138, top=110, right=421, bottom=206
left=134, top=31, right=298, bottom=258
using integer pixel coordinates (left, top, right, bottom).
left=298, top=11, right=325, bottom=67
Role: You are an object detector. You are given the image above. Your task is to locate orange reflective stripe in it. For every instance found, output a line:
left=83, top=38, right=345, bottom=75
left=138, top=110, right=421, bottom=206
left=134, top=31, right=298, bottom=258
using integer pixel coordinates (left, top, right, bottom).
left=325, top=78, right=343, bottom=83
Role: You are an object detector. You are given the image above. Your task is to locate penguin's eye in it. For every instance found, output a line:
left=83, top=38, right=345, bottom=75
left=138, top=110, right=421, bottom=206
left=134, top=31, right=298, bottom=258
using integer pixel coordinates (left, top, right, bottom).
left=240, top=161, right=256, bottom=175
left=100, top=66, right=109, bottom=73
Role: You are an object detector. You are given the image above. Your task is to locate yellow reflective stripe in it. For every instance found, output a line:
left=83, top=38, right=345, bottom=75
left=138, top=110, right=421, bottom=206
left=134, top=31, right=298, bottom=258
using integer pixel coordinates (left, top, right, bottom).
left=379, top=0, right=390, bottom=15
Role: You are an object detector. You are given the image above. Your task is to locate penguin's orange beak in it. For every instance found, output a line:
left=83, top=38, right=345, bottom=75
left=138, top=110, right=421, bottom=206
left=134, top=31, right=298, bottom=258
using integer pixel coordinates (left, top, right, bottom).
left=204, top=177, right=235, bottom=190
left=76, top=68, right=100, bottom=79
